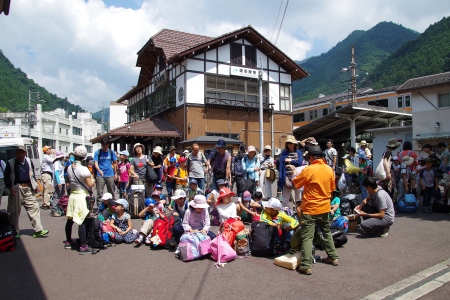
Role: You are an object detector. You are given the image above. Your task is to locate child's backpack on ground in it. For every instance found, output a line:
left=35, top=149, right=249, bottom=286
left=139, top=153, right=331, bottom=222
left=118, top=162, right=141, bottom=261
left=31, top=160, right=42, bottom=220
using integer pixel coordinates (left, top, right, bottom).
left=397, top=194, right=419, bottom=213
left=150, top=216, right=175, bottom=248
left=339, top=195, right=355, bottom=216
left=52, top=195, right=69, bottom=217
left=178, top=232, right=211, bottom=262
left=220, top=218, right=245, bottom=247
left=85, top=217, right=107, bottom=252
left=432, top=199, right=450, bottom=213
left=127, top=191, right=145, bottom=219
left=0, top=210, right=16, bottom=252
left=250, top=221, right=277, bottom=257
left=330, top=216, right=348, bottom=233
left=210, top=234, right=237, bottom=267
left=235, top=228, right=250, bottom=256
left=330, top=226, right=348, bottom=248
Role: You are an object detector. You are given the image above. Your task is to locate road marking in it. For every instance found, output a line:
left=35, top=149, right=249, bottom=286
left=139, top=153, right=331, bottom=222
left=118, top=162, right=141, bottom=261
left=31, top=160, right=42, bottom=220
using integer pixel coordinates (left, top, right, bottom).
left=362, top=258, right=450, bottom=300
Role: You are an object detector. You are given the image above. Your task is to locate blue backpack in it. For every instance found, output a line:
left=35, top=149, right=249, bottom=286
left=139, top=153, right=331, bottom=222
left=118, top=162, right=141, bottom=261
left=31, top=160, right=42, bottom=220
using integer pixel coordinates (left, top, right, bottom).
left=330, top=216, right=348, bottom=233
left=397, top=194, right=418, bottom=213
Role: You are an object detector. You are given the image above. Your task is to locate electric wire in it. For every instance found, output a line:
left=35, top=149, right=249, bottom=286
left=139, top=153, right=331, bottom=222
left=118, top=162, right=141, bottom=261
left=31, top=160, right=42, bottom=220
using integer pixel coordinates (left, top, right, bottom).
left=274, top=0, right=289, bottom=45
left=270, top=0, right=284, bottom=42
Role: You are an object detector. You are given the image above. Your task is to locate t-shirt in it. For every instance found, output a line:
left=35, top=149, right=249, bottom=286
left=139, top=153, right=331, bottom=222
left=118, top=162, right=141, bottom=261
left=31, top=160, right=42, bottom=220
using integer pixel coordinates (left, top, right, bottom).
left=324, top=148, right=337, bottom=166
left=41, top=154, right=54, bottom=173
left=143, top=210, right=160, bottom=221
left=329, top=197, right=340, bottom=219
left=53, top=160, right=65, bottom=185
left=131, top=156, right=149, bottom=178
left=369, top=188, right=395, bottom=223
left=185, top=187, right=204, bottom=201
left=187, top=152, right=207, bottom=178
left=237, top=197, right=256, bottom=209
left=118, top=162, right=130, bottom=183
left=216, top=202, right=237, bottom=223
left=166, top=166, right=177, bottom=183
left=175, top=167, right=189, bottom=187
left=68, top=164, right=91, bottom=192
left=164, top=154, right=180, bottom=167
left=170, top=200, right=188, bottom=215
left=420, top=169, right=437, bottom=187
left=399, top=164, right=410, bottom=182
left=440, top=149, right=450, bottom=167
left=94, top=149, right=117, bottom=177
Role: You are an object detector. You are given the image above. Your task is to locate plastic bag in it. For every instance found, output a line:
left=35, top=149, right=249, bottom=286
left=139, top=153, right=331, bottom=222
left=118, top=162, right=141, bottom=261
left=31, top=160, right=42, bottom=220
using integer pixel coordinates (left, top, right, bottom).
left=338, top=173, right=347, bottom=191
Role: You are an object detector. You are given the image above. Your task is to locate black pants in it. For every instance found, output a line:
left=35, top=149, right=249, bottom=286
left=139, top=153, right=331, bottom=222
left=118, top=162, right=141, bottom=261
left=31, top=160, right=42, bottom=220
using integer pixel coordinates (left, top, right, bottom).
left=65, top=218, right=87, bottom=246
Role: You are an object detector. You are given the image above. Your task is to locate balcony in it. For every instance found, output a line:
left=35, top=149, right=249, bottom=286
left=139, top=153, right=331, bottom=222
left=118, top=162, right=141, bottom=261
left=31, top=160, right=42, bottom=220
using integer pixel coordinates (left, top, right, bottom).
left=205, top=97, right=272, bottom=112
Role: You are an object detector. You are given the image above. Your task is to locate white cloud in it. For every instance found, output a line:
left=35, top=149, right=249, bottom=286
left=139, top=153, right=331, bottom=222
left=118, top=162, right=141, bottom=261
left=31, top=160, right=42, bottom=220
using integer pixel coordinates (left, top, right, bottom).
left=0, top=0, right=448, bottom=112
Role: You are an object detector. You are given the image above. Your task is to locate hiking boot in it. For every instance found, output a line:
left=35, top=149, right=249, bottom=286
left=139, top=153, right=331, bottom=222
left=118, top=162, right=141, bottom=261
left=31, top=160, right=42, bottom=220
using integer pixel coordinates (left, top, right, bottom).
left=322, top=257, right=339, bottom=266
left=298, top=268, right=312, bottom=275
left=33, top=229, right=49, bottom=238
left=134, top=234, right=144, bottom=245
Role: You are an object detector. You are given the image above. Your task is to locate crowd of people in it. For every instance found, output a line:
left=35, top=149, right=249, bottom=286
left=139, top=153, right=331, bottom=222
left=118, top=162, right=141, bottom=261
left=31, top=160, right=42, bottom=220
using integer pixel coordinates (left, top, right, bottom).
left=1, top=135, right=449, bottom=274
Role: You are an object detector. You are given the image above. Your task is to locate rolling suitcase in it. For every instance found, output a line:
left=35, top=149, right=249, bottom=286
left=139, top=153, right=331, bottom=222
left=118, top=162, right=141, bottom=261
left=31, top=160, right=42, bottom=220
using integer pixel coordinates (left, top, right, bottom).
left=127, top=191, right=145, bottom=219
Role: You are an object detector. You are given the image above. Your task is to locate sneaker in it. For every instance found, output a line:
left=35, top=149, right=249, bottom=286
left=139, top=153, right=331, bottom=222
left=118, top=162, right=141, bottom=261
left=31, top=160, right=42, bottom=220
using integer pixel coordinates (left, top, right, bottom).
left=33, top=229, right=49, bottom=238
left=15, top=233, right=20, bottom=239
left=174, top=247, right=180, bottom=258
left=144, top=236, right=152, bottom=246
left=51, top=211, right=61, bottom=217
left=134, top=234, right=144, bottom=245
left=380, top=232, right=389, bottom=238
left=79, top=246, right=100, bottom=255
left=64, top=240, right=76, bottom=249
left=298, top=268, right=312, bottom=275
left=322, top=257, right=339, bottom=266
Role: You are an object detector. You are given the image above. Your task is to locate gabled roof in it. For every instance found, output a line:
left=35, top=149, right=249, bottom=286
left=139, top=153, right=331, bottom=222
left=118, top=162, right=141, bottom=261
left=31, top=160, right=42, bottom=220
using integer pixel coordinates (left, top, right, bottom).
left=135, top=25, right=308, bottom=88
left=397, top=72, right=450, bottom=92
left=90, top=118, right=181, bottom=144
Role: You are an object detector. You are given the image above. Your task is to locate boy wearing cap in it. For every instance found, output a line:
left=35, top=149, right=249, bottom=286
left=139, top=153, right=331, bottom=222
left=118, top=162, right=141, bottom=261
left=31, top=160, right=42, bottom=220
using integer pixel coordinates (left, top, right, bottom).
left=41, top=145, right=55, bottom=209
left=185, top=179, right=204, bottom=201
left=98, top=192, right=115, bottom=220
left=135, top=198, right=162, bottom=245
left=168, top=189, right=189, bottom=219
left=237, top=190, right=262, bottom=222
left=153, top=183, right=167, bottom=202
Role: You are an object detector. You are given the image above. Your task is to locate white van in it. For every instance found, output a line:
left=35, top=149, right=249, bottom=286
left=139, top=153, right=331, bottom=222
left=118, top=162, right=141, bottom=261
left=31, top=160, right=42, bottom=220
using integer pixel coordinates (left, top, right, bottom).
left=0, top=138, right=41, bottom=177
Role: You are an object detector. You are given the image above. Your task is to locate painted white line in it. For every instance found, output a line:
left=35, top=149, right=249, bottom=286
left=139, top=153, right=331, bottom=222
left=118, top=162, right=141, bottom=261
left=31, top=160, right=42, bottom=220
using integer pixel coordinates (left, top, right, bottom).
left=361, top=258, right=450, bottom=300
left=395, top=271, right=450, bottom=300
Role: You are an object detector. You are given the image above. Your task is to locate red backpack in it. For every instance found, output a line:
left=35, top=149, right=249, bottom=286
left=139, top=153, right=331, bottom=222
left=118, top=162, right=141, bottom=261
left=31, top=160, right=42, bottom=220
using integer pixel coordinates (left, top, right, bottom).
left=220, top=218, right=245, bottom=247
left=150, top=216, right=175, bottom=247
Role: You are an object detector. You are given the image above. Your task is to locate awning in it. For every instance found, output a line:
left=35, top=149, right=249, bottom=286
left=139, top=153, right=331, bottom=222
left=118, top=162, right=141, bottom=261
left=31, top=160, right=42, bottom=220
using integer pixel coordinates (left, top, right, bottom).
left=179, top=136, right=243, bottom=145
left=413, top=132, right=450, bottom=141
left=293, top=103, right=412, bottom=144
left=90, top=118, right=181, bottom=144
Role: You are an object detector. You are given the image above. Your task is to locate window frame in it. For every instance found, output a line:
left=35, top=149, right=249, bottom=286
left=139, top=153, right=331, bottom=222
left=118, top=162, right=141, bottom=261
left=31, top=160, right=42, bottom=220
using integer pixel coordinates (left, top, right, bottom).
left=438, top=92, right=450, bottom=108
left=279, top=85, right=291, bottom=112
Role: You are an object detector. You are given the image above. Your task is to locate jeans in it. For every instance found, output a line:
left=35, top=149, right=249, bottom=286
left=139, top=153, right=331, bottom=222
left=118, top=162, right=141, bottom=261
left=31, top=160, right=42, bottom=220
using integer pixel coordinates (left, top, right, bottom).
left=422, top=186, right=441, bottom=209
left=51, top=184, right=66, bottom=210
left=299, top=213, right=338, bottom=269
left=189, top=177, right=205, bottom=192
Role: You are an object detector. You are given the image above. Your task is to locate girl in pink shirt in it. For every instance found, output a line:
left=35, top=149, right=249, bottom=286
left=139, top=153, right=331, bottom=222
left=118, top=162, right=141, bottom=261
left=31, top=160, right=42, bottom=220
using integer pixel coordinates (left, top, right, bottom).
left=117, top=150, right=131, bottom=197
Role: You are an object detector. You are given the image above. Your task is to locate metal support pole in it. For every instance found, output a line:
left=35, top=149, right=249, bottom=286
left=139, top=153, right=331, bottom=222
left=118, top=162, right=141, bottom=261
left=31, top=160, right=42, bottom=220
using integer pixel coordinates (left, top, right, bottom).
left=351, top=46, right=357, bottom=103
left=350, top=118, right=356, bottom=147
left=259, top=57, right=264, bottom=153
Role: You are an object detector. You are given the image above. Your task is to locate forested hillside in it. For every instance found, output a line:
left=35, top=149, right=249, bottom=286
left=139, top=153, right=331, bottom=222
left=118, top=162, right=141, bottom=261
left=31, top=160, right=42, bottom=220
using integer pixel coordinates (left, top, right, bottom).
left=368, top=16, right=450, bottom=88
left=0, top=50, right=85, bottom=113
left=293, top=22, right=419, bottom=102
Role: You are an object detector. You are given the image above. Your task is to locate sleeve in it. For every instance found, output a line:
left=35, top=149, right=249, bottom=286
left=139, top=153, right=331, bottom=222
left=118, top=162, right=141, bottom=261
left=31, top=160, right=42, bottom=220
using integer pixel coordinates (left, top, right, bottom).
left=382, top=150, right=392, bottom=160
left=260, top=210, right=274, bottom=226
left=55, top=170, right=61, bottom=184
left=182, top=209, right=192, bottom=231
left=365, top=148, right=372, bottom=157
left=292, top=168, right=307, bottom=189
left=202, top=210, right=210, bottom=232
left=93, top=150, right=99, bottom=162
left=290, top=150, right=303, bottom=167
left=112, top=151, right=117, bottom=162
left=282, top=212, right=299, bottom=229
left=332, top=148, right=338, bottom=156
left=80, top=166, right=92, bottom=178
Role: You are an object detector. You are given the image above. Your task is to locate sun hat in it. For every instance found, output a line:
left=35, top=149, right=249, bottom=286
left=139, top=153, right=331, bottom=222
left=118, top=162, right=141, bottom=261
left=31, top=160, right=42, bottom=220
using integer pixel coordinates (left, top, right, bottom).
left=168, top=146, right=177, bottom=151
left=216, top=187, right=235, bottom=204
left=189, top=178, right=198, bottom=185
left=53, top=150, right=65, bottom=162
left=151, top=191, right=161, bottom=199
left=263, top=198, right=282, bottom=211
left=360, top=140, right=368, bottom=146
left=154, top=183, right=163, bottom=189
left=307, top=145, right=324, bottom=157
left=306, top=138, right=318, bottom=145
left=145, top=198, right=157, bottom=207
left=264, top=145, right=272, bottom=151
left=285, top=135, right=298, bottom=144
left=242, top=191, right=252, bottom=201
left=101, top=193, right=113, bottom=200
left=133, top=143, right=144, bottom=153
left=42, top=145, right=52, bottom=153
left=178, top=157, right=187, bottom=163
left=386, top=138, right=401, bottom=148
left=171, top=189, right=186, bottom=200
left=247, top=145, right=256, bottom=153
left=216, top=179, right=227, bottom=186
left=114, top=199, right=128, bottom=210
left=392, top=156, right=399, bottom=161
left=189, top=195, right=209, bottom=209
left=74, top=146, right=88, bottom=158
left=402, top=156, right=414, bottom=166
left=169, top=157, right=177, bottom=163
left=153, top=146, right=163, bottom=155
left=119, top=150, right=130, bottom=157
left=216, top=139, right=226, bottom=148
left=183, top=150, right=190, bottom=154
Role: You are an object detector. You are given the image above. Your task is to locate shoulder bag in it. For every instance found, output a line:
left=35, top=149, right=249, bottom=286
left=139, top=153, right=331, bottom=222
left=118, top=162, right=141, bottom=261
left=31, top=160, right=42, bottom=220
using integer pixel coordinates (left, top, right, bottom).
left=145, top=155, right=158, bottom=182
left=71, top=166, right=95, bottom=212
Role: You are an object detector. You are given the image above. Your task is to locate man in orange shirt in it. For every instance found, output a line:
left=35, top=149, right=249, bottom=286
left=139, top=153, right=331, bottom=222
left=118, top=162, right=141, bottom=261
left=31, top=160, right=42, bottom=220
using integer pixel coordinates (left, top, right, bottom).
left=292, top=145, right=339, bottom=275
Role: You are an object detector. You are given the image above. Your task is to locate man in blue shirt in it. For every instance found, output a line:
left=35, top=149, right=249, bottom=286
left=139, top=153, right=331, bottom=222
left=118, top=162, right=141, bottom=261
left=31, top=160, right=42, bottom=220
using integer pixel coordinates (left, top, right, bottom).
left=94, top=138, right=118, bottom=203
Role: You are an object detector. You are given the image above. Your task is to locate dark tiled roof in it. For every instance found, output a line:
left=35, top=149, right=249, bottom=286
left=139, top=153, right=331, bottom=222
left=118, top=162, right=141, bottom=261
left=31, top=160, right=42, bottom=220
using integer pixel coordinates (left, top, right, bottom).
left=179, top=136, right=243, bottom=145
left=90, top=118, right=181, bottom=144
left=397, top=72, right=450, bottom=92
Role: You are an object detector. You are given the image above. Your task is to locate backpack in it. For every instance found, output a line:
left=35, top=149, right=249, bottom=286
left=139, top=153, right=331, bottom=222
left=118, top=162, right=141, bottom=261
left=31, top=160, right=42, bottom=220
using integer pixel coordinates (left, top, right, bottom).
left=330, top=226, right=348, bottom=248
left=220, top=218, right=245, bottom=247
left=86, top=217, right=106, bottom=252
left=250, top=221, right=277, bottom=257
left=232, top=155, right=245, bottom=178
left=52, top=195, right=69, bottom=217
left=0, top=210, right=16, bottom=253
left=150, top=216, right=175, bottom=248
left=339, top=195, right=353, bottom=216
left=397, top=194, right=418, bottom=213
left=127, top=191, right=145, bottom=219
left=235, top=228, right=251, bottom=256
left=178, top=232, right=211, bottom=262
left=330, top=216, right=349, bottom=233
left=174, top=201, right=189, bottom=220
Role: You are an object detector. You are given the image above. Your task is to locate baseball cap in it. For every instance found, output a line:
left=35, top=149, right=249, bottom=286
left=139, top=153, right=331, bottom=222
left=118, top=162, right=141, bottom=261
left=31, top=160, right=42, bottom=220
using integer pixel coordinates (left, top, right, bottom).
left=151, top=191, right=161, bottom=199
left=169, top=157, right=177, bottom=163
left=114, top=199, right=128, bottom=210
left=101, top=193, right=113, bottom=200
left=216, top=179, right=227, bottom=186
left=42, top=146, right=52, bottom=153
left=145, top=198, right=157, bottom=207
left=263, top=198, right=282, bottom=211
left=178, top=157, right=187, bottom=163
left=17, top=145, right=26, bottom=152
left=171, top=189, right=186, bottom=200
left=242, top=191, right=252, bottom=201
left=119, top=150, right=130, bottom=157
left=189, top=178, right=198, bottom=185
left=154, top=183, right=163, bottom=189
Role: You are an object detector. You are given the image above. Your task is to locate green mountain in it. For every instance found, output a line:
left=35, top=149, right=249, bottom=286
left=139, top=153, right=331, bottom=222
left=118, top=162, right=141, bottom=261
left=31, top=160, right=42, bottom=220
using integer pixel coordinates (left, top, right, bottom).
left=0, top=49, right=85, bottom=114
left=293, top=22, right=420, bottom=102
left=92, top=107, right=110, bottom=123
left=369, top=16, right=450, bottom=88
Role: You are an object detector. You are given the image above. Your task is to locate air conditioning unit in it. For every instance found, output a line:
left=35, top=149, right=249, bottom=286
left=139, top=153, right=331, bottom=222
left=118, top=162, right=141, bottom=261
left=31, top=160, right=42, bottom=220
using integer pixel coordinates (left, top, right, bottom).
left=274, top=148, right=282, bottom=156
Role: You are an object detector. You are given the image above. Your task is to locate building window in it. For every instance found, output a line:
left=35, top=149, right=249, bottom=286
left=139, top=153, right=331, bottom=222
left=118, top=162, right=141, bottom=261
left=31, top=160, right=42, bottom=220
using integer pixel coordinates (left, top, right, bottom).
left=309, top=110, right=318, bottom=120
left=158, top=56, right=166, bottom=71
left=368, top=99, right=388, bottom=107
left=244, top=45, right=257, bottom=67
left=438, top=93, right=449, bottom=108
left=73, top=143, right=82, bottom=151
left=72, top=127, right=82, bottom=136
left=293, top=113, right=305, bottom=123
left=280, top=85, right=290, bottom=111
left=206, top=132, right=240, bottom=140
left=86, top=145, right=93, bottom=153
left=323, top=108, right=328, bottom=116
left=230, top=43, right=242, bottom=65
left=65, top=128, right=69, bottom=135
left=336, top=106, right=342, bottom=110
left=405, top=95, right=411, bottom=107
left=398, top=96, right=403, bottom=108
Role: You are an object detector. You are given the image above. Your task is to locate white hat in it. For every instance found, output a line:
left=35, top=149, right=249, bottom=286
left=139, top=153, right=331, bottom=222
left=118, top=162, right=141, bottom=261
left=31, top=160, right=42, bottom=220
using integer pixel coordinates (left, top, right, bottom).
left=264, top=145, right=272, bottom=151
left=263, top=198, right=282, bottom=211
left=171, top=189, right=186, bottom=200
left=183, top=150, right=190, bottom=154
left=101, top=193, right=113, bottom=200
left=153, top=146, right=163, bottom=155
left=74, top=146, right=87, bottom=158
left=402, top=156, right=414, bottom=166
left=247, top=145, right=256, bottom=153
left=189, top=195, right=209, bottom=209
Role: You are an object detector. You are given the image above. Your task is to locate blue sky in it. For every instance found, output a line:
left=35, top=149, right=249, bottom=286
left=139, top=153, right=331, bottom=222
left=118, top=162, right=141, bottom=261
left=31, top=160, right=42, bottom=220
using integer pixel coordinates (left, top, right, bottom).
left=1, top=0, right=449, bottom=112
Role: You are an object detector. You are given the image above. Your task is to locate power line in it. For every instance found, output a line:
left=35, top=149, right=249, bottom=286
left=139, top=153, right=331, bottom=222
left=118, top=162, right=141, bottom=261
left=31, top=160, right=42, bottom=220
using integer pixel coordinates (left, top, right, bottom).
left=270, top=0, right=284, bottom=42
left=274, top=0, right=289, bottom=45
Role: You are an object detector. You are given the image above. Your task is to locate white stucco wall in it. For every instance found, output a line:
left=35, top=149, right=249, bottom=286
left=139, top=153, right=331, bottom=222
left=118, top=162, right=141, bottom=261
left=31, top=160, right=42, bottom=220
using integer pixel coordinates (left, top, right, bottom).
left=186, top=72, right=205, bottom=105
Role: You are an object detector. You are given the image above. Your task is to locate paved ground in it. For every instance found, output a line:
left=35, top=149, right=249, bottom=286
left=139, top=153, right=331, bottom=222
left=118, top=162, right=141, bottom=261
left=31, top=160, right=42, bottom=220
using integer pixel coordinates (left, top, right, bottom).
left=1, top=195, right=450, bottom=300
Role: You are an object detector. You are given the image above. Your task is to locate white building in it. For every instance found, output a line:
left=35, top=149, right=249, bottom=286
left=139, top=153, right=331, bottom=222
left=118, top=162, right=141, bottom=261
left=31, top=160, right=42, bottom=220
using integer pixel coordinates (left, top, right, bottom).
left=0, top=104, right=101, bottom=155
left=109, top=100, right=127, bottom=130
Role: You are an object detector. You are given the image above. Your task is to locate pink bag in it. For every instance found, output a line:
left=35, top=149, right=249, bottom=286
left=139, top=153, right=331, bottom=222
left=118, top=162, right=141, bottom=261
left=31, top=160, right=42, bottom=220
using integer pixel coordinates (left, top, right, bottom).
left=210, top=234, right=237, bottom=267
left=199, top=238, right=211, bottom=256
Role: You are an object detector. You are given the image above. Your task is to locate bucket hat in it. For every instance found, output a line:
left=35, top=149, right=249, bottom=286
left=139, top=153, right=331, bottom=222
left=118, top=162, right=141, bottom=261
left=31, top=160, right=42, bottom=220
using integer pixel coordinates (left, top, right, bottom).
left=216, top=187, right=235, bottom=205
left=402, top=156, right=414, bottom=166
left=189, top=195, right=209, bottom=209
left=386, top=138, right=401, bottom=148
left=153, top=146, right=163, bottom=155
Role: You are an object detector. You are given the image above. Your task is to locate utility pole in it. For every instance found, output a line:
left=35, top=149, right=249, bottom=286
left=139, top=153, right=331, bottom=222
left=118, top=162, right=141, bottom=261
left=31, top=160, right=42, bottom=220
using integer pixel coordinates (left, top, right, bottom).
left=351, top=46, right=357, bottom=103
left=258, top=56, right=264, bottom=153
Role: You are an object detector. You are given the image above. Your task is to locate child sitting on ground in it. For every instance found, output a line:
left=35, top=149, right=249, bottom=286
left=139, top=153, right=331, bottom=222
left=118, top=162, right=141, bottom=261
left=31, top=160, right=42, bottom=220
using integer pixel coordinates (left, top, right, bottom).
left=134, top=198, right=162, bottom=246
left=98, top=192, right=115, bottom=220
left=206, top=179, right=228, bottom=225
left=329, top=190, right=341, bottom=220
left=110, top=199, right=137, bottom=244
left=154, top=183, right=167, bottom=202
left=215, top=187, right=238, bottom=224
left=185, top=179, right=204, bottom=201
left=150, top=191, right=166, bottom=212
left=237, top=190, right=262, bottom=222
left=168, top=189, right=189, bottom=220
left=181, top=195, right=216, bottom=240
left=260, top=198, right=299, bottom=252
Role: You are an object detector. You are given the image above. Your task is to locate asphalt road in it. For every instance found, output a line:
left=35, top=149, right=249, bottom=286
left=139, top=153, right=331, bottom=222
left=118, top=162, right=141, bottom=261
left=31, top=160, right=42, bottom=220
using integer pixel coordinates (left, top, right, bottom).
left=1, top=195, right=450, bottom=300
